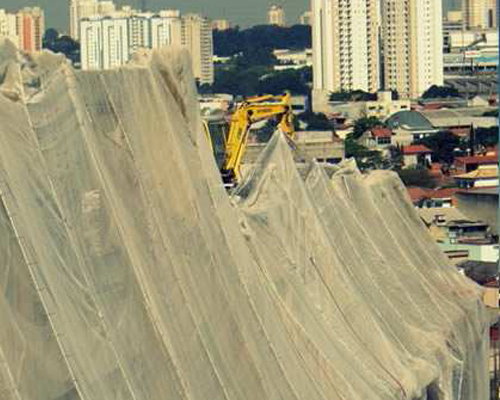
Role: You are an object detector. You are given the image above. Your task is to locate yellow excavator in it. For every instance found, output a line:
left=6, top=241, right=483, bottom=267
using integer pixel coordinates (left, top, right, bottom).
left=204, top=93, right=295, bottom=187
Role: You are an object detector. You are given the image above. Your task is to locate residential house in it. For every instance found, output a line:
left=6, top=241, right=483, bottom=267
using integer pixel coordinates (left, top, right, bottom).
left=360, top=127, right=393, bottom=150
left=419, top=207, right=498, bottom=263
left=454, top=165, right=498, bottom=189
left=454, top=150, right=498, bottom=174
left=407, top=187, right=458, bottom=208
left=401, top=145, right=432, bottom=166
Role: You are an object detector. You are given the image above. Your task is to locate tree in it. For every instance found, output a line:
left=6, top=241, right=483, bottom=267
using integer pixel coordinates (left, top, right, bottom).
left=329, top=90, right=376, bottom=102
left=43, top=28, right=59, bottom=46
left=474, top=127, right=498, bottom=148
left=235, top=47, right=277, bottom=69
left=388, top=145, right=404, bottom=171
left=397, top=166, right=437, bottom=188
left=43, top=29, right=80, bottom=64
left=213, top=25, right=311, bottom=57
left=344, top=135, right=389, bottom=171
left=415, top=131, right=463, bottom=164
left=421, top=85, right=461, bottom=99
left=258, top=67, right=311, bottom=95
left=298, top=112, right=333, bottom=131
left=352, top=116, right=384, bottom=140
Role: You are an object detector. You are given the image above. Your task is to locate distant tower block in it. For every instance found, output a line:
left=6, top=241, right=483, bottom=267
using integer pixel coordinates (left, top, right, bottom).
left=268, top=4, right=285, bottom=26
left=140, top=0, right=147, bottom=12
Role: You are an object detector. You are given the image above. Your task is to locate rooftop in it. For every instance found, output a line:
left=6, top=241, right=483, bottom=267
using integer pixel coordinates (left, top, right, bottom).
left=457, top=187, right=499, bottom=196
left=386, top=110, right=435, bottom=132
left=370, top=127, right=392, bottom=138
left=402, top=145, right=432, bottom=155
left=418, top=207, right=469, bottom=225
left=455, top=154, right=498, bottom=166
left=408, top=187, right=458, bottom=203
left=455, top=167, right=498, bottom=180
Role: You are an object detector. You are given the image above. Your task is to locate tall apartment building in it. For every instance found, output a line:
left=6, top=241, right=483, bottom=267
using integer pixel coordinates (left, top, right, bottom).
left=212, top=19, right=231, bottom=31
left=312, top=0, right=380, bottom=96
left=485, top=0, right=498, bottom=28
left=70, top=0, right=116, bottom=40
left=16, top=7, right=45, bottom=52
left=268, top=5, right=286, bottom=26
left=299, top=11, right=312, bottom=25
left=463, top=0, right=498, bottom=29
left=181, top=14, right=215, bottom=85
left=381, top=0, right=443, bottom=99
left=80, top=16, right=129, bottom=69
left=80, top=11, right=214, bottom=85
left=150, top=11, right=182, bottom=49
left=0, top=9, right=19, bottom=47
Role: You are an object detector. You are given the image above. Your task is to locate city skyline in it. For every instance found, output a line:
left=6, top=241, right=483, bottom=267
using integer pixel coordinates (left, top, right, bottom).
left=0, top=0, right=309, bottom=32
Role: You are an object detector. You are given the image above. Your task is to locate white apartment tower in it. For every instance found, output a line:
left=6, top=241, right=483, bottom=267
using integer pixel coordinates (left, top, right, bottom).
left=151, top=10, right=182, bottom=49
left=70, top=0, right=116, bottom=40
left=80, top=16, right=129, bottom=69
left=181, top=14, right=215, bottom=85
left=312, top=0, right=380, bottom=95
left=268, top=5, right=286, bottom=26
left=0, top=9, right=19, bottom=47
left=381, top=0, right=443, bottom=99
left=80, top=11, right=214, bottom=85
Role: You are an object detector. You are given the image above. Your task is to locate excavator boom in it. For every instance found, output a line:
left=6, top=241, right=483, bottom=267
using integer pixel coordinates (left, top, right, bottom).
left=204, top=93, right=295, bottom=187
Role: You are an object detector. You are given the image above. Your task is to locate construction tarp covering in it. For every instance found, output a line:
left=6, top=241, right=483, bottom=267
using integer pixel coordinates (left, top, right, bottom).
left=0, top=40, right=490, bottom=400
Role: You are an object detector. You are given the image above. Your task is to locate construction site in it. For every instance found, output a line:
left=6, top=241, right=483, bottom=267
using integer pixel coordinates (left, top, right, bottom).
left=0, top=41, right=494, bottom=400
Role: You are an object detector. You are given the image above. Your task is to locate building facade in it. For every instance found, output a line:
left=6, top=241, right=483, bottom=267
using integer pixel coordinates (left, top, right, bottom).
left=299, top=11, right=312, bottom=25
left=212, top=19, right=231, bottom=31
left=268, top=5, right=286, bottom=26
left=463, top=0, right=498, bottom=29
left=70, top=0, right=116, bottom=40
left=181, top=14, right=214, bottom=85
left=80, top=16, right=129, bottom=70
left=14, top=7, right=45, bottom=53
left=80, top=11, right=214, bottom=85
left=381, top=0, right=443, bottom=99
left=312, top=0, right=380, bottom=97
left=0, top=9, right=19, bottom=47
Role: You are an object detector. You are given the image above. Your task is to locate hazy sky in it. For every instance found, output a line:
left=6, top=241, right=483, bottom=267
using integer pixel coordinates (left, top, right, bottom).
left=0, top=0, right=308, bottom=32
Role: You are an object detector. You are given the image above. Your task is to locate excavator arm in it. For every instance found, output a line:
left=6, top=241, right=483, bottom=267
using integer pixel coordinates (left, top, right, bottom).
left=221, top=94, right=294, bottom=185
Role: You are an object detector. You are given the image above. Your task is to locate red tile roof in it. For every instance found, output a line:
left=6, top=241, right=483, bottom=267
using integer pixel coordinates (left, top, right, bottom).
left=402, top=145, right=432, bottom=155
left=407, top=187, right=458, bottom=203
left=455, top=155, right=497, bottom=167
left=370, top=127, right=392, bottom=138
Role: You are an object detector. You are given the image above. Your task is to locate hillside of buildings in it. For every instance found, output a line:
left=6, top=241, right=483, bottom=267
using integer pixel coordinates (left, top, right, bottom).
left=0, top=40, right=491, bottom=400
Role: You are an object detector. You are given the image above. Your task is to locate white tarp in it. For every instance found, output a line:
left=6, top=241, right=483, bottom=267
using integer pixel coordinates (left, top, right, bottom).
left=0, top=41, right=490, bottom=400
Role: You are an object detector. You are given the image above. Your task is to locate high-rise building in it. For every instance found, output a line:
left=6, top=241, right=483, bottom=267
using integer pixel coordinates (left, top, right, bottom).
left=312, top=0, right=380, bottom=96
left=80, top=10, right=214, bottom=85
left=0, top=9, right=19, bottom=47
left=16, top=7, right=45, bottom=53
left=299, top=11, right=312, bottom=25
left=70, top=0, right=116, bottom=40
left=150, top=10, right=182, bottom=49
left=463, top=0, right=497, bottom=29
left=80, top=16, right=128, bottom=69
left=181, top=14, right=215, bottom=85
left=212, top=19, right=231, bottom=31
left=381, top=0, right=444, bottom=99
left=486, top=0, right=497, bottom=28
left=268, top=5, right=286, bottom=26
